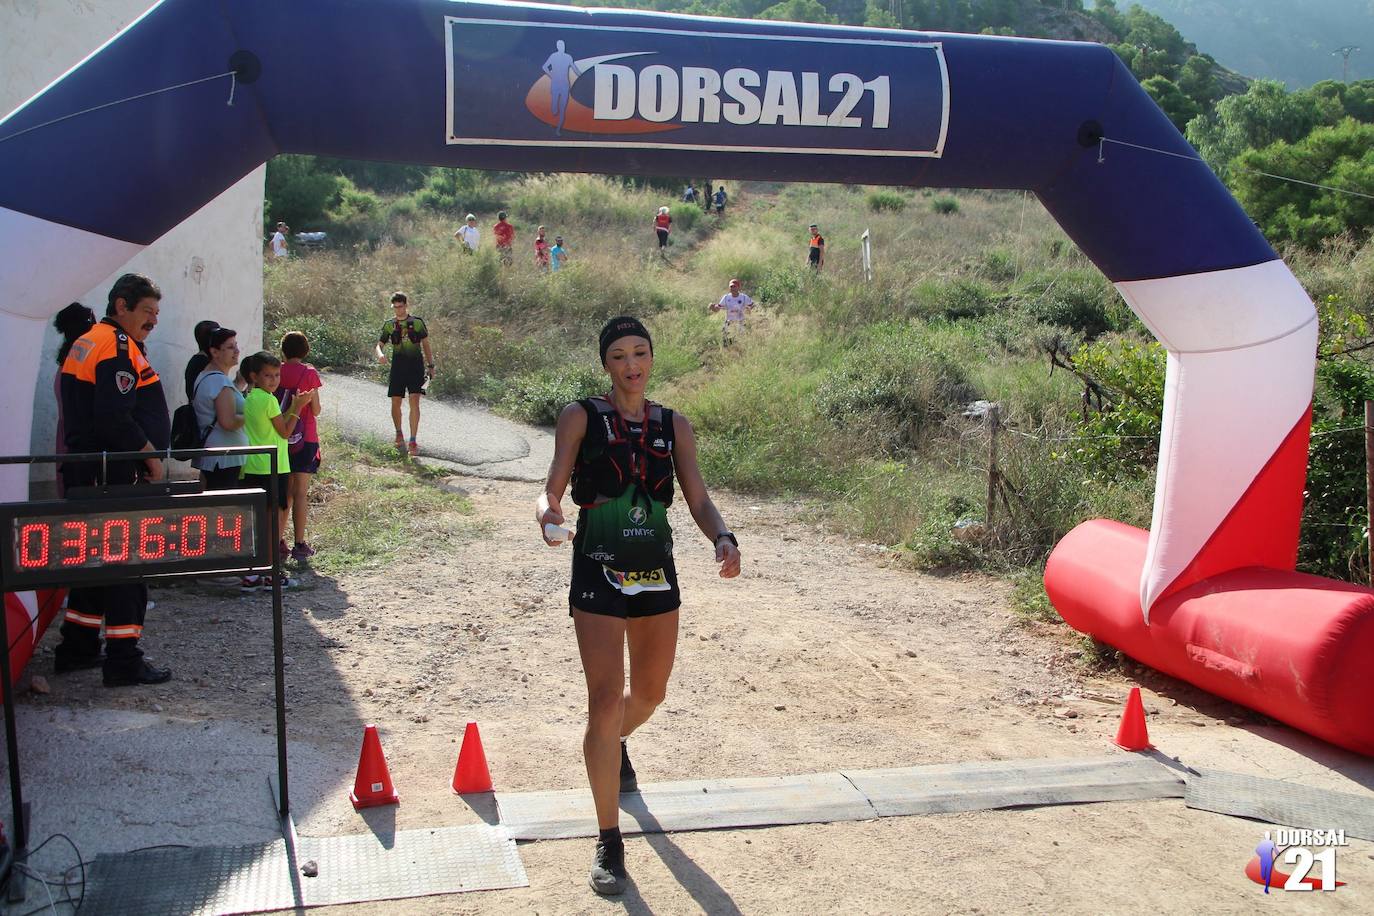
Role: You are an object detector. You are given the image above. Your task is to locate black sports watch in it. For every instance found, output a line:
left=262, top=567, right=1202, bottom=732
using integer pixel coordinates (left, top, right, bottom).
left=714, top=531, right=738, bottom=548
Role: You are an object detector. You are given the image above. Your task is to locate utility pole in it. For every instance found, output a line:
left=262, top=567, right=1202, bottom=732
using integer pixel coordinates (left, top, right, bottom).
left=1333, top=46, right=1361, bottom=83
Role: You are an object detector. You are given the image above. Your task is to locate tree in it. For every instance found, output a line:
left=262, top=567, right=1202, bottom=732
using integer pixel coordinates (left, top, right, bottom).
left=1185, top=79, right=1323, bottom=169
left=264, top=155, right=342, bottom=230
left=757, top=0, right=836, bottom=22
left=1142, top=76, right=1199, bottom=133
left=1231, top=118, right=1374, bottom=247
left=1176, top=55, right=1220, bottom=110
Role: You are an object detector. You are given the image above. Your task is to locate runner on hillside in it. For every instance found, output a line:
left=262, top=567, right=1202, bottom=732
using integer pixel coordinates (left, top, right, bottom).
left=709, top=278, right=755, bottom=346
left=653, top=206, right=672, bottom=252
left=712, top=185, right=727, bottom=215
left=374, top=291, right=434, bottom=456
left=550, top=236, right=569, bottom=272
left=536, top=316, right=742, bottom=897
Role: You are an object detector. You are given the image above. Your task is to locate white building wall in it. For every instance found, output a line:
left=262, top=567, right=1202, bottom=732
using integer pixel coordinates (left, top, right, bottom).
left=1, top=0, right=265, bottom=486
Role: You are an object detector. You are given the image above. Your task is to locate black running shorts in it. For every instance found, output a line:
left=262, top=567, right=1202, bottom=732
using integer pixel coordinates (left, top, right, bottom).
left=569, top=551, right=680, bottom=619
left=388, top=360, right=427, bottom=397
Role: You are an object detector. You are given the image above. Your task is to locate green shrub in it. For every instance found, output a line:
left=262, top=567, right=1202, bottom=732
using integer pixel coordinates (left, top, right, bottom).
left=814, top=323, right=976, bottom=454
left=931, top=278, right=999, bottom=320
left=265, top=313, right=375, bottom=371
left=866, top=189, right=907, bottom=213
left=498, top=363, right=609, bottom=425
left=1301, top=360, right=1374, bottom=579
left=1069, top=336, right=1166, bottom=479
left=1026, top=277, right=1120, bottom=339
left=932, top=196, right=960, bottom=215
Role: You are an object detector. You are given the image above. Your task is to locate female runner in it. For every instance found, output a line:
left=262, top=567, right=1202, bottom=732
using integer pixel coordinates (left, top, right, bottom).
left=537, top=316, right=741, bottom=895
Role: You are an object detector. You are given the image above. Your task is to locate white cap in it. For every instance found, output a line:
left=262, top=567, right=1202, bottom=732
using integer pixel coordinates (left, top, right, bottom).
left=465, top=213, right=476, bottom=221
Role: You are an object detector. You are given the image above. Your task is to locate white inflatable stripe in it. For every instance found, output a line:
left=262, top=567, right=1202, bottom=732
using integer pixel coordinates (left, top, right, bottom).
left=1140, top=320, right=1317, bottom=617
left=0, top=207, right=142, bottom=318
left=1117, top=260, right=1315, bottom=355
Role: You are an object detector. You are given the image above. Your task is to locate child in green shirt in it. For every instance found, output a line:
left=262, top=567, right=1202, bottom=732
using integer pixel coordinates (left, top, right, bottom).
left=241, top=351, right=315, bottom=589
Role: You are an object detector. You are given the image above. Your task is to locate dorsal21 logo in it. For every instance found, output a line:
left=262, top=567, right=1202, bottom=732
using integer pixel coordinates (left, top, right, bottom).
left=1247, top=829, right=1348, bottom=892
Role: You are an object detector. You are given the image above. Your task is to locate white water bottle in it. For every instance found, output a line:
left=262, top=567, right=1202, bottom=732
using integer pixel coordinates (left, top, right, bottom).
left=544, top=522, right=573, bottom=542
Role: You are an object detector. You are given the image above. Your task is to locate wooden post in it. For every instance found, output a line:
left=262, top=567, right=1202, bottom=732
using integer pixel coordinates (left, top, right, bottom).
left=1366, top=400, right=1373, bottom=585
left=986, top=403, right=1000, bottom=528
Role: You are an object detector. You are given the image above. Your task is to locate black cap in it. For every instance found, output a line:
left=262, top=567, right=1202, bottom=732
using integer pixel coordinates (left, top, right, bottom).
left=599, top=316, right=653, bottom=364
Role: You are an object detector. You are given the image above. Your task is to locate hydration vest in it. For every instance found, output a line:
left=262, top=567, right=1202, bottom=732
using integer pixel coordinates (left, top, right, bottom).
left=571, top=397, right=675, bottom=509
left=388, top=316, right=423, bottom=346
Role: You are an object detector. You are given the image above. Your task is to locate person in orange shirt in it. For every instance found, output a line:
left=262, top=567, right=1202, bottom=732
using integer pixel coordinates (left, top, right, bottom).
left=54, top=273, right=173, bottom=687
left=808, top=224, right=826, bottom=270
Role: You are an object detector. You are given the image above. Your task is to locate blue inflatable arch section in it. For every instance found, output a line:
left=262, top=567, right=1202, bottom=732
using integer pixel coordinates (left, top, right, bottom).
left=10, top=1, right=1363, bottom=753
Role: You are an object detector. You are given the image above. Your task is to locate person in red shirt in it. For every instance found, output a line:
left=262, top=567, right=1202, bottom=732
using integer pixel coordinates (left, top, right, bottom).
left=493, top=211, right=515, bottom=265
left=653, top=206, right=671, bottom=252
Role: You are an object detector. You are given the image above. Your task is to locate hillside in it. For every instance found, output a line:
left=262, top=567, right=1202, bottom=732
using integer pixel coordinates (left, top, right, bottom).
left=1129, top=0, right=1373, bottom=88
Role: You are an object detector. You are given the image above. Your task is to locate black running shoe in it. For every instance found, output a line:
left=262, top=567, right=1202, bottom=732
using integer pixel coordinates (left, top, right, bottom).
left=53, top=650, right=104, bottom=674
left=619, top=741, right=638, bottom=794
left=103, top=660, right=172, bottom=687
left=589, top=840, right=628, bottom=895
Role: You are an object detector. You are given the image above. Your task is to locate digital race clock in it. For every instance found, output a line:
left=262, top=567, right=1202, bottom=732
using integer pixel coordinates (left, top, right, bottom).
left=0, top=488, right=270, bottom=588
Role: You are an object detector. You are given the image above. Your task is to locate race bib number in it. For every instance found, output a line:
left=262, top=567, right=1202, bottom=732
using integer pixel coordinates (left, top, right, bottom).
left=603, top=566, right=670, bottom=595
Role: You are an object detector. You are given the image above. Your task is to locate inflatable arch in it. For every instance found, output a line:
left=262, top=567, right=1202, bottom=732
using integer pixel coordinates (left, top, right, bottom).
left=1, top=0, right=1369, bottom=750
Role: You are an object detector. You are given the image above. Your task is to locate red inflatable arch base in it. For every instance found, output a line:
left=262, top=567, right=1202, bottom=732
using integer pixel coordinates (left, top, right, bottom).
left=5, top=590, right=65, bottom=687
left=1046, top=520, right=1374, bottom=756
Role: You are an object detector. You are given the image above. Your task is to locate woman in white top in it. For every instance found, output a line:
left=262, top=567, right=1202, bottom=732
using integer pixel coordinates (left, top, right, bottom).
left=191, top=327, right=249, bottom=489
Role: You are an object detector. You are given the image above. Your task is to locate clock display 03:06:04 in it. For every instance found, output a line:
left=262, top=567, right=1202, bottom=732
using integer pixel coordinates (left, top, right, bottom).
left=14, top=507, right=254, bottom=570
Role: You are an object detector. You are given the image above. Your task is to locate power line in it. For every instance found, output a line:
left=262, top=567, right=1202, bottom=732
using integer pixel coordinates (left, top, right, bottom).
left=1098, top=136, right=1374, bottom=201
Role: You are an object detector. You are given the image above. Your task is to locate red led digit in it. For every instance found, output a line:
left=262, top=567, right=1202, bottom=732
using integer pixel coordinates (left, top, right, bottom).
left=138, top=515, right=168, bottom=560
left=18, top=523, right=50, bottom=568
left=59, top=521, right=88, bottom=567
left=102, top=518, right=131, bottom=562
left=181, top=514, right=208, bottom=558
left=216, top=511, right=244, bottom=551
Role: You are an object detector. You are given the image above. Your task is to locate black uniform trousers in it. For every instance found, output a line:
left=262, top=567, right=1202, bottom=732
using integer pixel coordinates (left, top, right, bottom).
left=54, top=459, right=147, bottom=667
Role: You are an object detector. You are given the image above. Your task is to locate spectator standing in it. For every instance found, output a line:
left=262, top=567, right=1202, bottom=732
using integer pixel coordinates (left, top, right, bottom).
left=454, top=213, right=480, bottom=253
left=270, top=221, right=289, bottom=259
left=713, top=186, right=727, bottom=215
left=191, top=327, right=247, bottom=491
left=535, top=225, right=551, bottom=270
left=52, top=302, right=96, bottom=494
left=277, top=331, right=324, bottom=560
left=54, top=273, right=172, bottom=686
left=240, top=351, right=314, bottom=589
left=493, top=211, right=516, bottom=265
left=184, top=319, right=220, bottom=401
left=654, top=206, right=672, bottom=251
left=808, top=224, right=826, bottom=270
left=375, top=292, right=435, bottom=456
left=709, top=278, right=755, bottom=346
left=550, top=236, right=569, bottom=272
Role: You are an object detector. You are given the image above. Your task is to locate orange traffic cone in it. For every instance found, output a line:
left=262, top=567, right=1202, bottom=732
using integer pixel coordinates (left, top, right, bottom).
left=1114, top=686, right=1153, bottom=751
left=452, top=721, right=493, bottom=793
left=350, top=724, right=400, bottom=809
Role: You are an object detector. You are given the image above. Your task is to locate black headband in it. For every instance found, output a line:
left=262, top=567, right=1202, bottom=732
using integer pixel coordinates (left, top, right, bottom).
left=599, top=316, right=653, bottom=364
